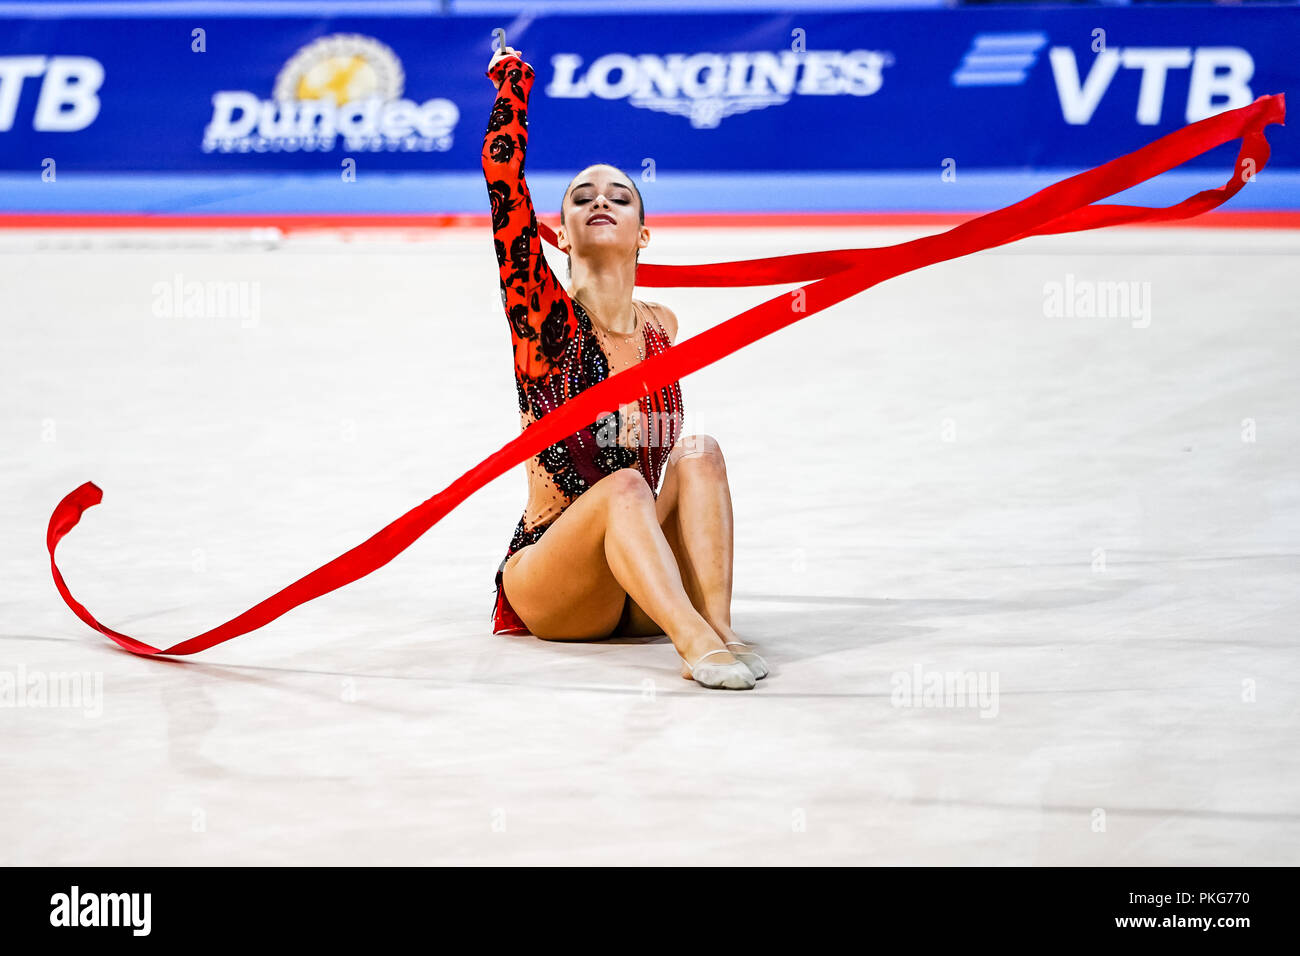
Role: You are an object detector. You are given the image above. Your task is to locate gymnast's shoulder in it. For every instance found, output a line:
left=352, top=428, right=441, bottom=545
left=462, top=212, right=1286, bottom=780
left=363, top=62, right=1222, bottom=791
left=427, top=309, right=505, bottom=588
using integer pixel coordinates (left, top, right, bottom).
left=638, top=299, right=679, bottom=344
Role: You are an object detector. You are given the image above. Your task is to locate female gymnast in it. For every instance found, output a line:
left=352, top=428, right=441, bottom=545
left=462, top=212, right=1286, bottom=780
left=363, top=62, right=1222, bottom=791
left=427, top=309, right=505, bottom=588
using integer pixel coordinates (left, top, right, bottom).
left=483, top=46, right=767, bottom=690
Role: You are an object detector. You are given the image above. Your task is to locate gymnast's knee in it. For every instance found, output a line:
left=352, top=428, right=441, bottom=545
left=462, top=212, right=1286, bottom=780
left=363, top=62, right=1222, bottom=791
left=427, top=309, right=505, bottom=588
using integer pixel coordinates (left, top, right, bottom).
left=599, top=467, right=655, bottom=507
left=670, top=434, right=726, bottom=478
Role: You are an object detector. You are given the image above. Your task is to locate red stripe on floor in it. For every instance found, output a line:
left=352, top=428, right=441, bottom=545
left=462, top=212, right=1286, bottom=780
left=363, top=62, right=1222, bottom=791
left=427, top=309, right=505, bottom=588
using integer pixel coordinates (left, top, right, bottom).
left=2, top=210, right=1298, bottom=231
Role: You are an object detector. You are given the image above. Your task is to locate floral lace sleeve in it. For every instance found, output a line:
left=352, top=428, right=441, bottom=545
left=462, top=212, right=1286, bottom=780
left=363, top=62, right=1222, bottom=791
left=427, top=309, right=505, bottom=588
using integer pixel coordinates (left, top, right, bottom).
left=482, top=55, right=577, bottom=384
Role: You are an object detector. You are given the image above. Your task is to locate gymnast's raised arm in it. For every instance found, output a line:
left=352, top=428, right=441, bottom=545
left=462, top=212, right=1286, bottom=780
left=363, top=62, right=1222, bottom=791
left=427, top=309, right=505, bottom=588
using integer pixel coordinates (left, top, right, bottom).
left=482, top=47, right=577, bottom=381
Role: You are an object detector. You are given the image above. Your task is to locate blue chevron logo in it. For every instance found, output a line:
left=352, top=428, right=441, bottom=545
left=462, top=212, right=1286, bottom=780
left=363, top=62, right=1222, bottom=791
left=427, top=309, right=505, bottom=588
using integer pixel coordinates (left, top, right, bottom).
left=951, top=32, right=1049, bottom=87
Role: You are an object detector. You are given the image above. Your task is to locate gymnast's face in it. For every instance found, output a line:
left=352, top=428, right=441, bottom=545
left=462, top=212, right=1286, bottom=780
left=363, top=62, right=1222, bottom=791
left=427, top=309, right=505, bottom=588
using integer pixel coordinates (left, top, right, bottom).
left=559, top=165, right=648, bottom=267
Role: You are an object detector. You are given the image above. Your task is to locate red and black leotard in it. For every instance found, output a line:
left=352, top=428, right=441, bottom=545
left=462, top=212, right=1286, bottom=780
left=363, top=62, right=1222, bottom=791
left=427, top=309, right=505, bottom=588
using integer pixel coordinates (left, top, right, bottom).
left=482, top=54, right=685, bottom=634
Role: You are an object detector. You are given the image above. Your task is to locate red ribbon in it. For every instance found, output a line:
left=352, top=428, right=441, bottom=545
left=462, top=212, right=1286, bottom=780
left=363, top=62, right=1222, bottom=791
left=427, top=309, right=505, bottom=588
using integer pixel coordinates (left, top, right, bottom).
left=48, top=93, right=1286, bottom=657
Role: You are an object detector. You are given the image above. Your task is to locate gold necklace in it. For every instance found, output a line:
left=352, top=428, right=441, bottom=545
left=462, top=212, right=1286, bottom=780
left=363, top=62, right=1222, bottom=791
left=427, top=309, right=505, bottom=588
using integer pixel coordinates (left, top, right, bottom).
left=574, top=295, right=646, bottom=448
left=577, top=296, right=645, bottom=363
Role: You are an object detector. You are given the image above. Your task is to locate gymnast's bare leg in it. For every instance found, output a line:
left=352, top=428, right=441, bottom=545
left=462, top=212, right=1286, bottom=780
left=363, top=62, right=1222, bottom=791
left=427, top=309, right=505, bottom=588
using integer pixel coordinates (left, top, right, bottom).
left=617, top=435, right=765, bottom=677
left=500, top=460, right=744, bottom=682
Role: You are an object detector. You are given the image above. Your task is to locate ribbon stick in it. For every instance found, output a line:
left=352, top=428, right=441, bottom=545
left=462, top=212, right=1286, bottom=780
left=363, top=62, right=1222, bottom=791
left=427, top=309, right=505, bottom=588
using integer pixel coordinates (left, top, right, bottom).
left=48, top=94, right=1285, bottom=658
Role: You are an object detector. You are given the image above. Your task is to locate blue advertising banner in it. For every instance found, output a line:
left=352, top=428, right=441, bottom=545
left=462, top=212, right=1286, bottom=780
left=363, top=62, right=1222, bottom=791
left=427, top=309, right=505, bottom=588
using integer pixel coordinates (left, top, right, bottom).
left=0, top=7, right=1296, bottom=175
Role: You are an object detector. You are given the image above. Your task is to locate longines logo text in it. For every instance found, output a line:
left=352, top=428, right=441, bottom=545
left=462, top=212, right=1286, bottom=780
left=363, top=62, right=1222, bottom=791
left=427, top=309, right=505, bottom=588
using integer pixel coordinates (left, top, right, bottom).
left=545, top=49, right=893, bottom=128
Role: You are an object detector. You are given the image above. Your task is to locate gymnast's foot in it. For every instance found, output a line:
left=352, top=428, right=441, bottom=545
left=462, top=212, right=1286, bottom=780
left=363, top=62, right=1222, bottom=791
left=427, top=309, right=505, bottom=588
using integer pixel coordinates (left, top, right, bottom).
left=708, top=624, right=768, bottom=680
left=679, top=647, right=755, bottom=690
left=676, top=626, right=753, bottom=689
left=722, top=641, right=768, bottom=680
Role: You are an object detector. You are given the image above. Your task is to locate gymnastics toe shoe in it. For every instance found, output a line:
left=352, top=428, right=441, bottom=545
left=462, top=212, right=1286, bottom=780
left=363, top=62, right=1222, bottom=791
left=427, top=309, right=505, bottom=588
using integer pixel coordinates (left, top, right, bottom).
left=725, top=641, right=769, bottom=680
left=679, top=648, right=756, bottom=690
